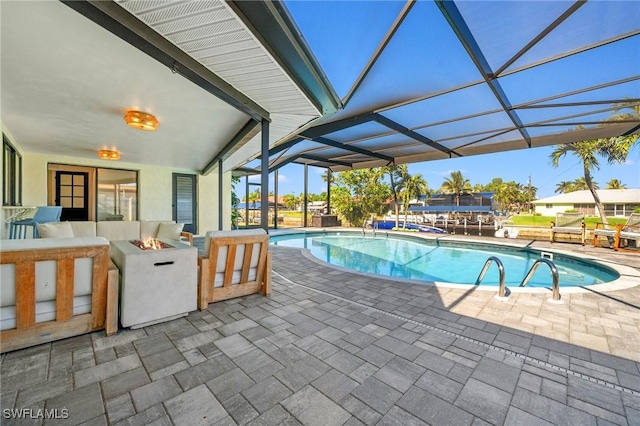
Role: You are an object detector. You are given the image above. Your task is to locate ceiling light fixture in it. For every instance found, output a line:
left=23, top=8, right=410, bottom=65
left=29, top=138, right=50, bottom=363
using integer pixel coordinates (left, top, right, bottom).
left=124, top=110, right=159, bottom=131
left=98, top=149, right=120, bottom=160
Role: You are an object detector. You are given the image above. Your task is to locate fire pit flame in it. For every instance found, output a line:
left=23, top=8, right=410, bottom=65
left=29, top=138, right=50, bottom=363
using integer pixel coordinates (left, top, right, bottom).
left=130, top=238, right=173, bottom=251
left=144, top=237, right=161, bottom=250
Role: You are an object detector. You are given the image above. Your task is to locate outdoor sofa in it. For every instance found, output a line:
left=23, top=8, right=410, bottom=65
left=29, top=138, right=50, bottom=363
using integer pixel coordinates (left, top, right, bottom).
left=0, top=237, right=118, bottom=353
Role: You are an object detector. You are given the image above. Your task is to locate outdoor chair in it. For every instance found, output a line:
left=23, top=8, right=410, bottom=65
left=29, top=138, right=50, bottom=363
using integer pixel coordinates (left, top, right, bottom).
left=550, top=212, right=586, bottom=245
left=9, top=206, right=62, bottom=239
left=611, top=213, right=640, bottom=252
left=592, top=213, right=640, bottom=251
left=197, top=228, right=271, bottom=310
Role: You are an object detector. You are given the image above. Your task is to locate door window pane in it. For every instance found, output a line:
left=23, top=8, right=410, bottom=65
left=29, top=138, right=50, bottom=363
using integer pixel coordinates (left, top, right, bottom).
left=97, top=169, right=137, bottom=221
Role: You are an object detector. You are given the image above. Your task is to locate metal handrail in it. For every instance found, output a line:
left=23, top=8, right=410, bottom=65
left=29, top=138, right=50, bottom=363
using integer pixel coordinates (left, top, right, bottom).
left=362, top=218, right=377, bottom=237
left=520, top=258, right=561, bottom=301
left=475, top=256, right=508, bottom=298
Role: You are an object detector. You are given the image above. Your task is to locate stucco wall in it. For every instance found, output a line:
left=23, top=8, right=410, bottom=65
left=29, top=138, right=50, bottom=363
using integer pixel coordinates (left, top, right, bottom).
left=534, top=203, right=575, bottom=216
left=1, top=149, right=232, bottom=238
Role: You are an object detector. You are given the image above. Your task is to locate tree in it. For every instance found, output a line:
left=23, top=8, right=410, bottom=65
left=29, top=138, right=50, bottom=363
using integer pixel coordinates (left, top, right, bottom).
left=572, top=177, right=597, bottom=191
left=321, top=170, right=334, bottom=185
left=247, top=189, right=261, bottom=209
left=606, top=179, right=626, bottom=189
left=551, top=101, right=639, bottom=225
left=440, top=171, right=472, bottom=206
left=383, top=164, right=407, bottom=229
left=331, top=168, right=390, bottom=226
left=231, top=177, right=240, bottom=229
left=555, top=180, right=575, bottom=194
left=282, top=193, right=298, bottom=210
left=400, top=173, right=427, bottom=227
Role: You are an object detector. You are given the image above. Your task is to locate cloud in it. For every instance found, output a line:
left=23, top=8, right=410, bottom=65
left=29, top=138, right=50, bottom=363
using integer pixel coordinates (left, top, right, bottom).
left=278, top=174, right=289, bottom=182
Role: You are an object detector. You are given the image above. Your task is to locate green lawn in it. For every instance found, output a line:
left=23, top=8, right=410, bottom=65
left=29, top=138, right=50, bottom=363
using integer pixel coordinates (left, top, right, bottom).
left=509, top=215, right=627, bottom=228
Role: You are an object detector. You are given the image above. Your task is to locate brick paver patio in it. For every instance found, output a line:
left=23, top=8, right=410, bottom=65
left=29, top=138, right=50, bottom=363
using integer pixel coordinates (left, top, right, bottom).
left=1, top=236, right=639, bottom=425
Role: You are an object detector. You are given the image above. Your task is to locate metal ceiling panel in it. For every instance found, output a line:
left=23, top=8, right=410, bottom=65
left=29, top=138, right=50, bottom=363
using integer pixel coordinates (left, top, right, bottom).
left=115, top=0, right=321, bottom=157
left=270, top=0, right=639, bottom=171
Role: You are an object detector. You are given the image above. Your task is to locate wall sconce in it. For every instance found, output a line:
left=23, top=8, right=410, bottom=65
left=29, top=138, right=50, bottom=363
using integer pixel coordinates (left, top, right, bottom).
left=98, top=150, right=120, bottom=160
left=124, top=110, right=159, bottom=131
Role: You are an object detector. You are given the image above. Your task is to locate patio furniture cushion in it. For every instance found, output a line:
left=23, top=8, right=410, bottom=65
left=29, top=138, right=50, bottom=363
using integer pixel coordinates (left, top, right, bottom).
left=36, top=221, right=74, bottom=238
left=156, top=222, right=185, bottom=241
left=96, top=221, right=141, bottom=241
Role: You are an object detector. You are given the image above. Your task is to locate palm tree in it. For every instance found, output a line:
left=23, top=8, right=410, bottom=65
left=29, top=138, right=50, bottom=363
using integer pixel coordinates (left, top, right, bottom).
left=552, top=102, right=639, bottom=226
left=440, top=171, right=472, bottom=206
left=282, top=193, right=298, bottom=210
left=606, top=179, right=626, bottom=189
left=321, top=170, right=334, bottom=185
left=401, top=173, right=427, bottom=227
left=572, top=177, right=597, bottom=191
left=555, top=180, right=575, bottom=194
left=383, top=164, right=407, bottom=228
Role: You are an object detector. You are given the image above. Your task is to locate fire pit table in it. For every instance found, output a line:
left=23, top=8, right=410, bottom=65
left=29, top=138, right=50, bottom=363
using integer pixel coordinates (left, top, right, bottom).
left=110, top=238, right=197, bottom=329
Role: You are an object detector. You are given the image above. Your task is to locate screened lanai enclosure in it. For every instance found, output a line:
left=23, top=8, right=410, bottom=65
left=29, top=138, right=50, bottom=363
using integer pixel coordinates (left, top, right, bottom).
left=2, top=0, right=639, bottom=232
left=244, top=0, right=639, bottom=173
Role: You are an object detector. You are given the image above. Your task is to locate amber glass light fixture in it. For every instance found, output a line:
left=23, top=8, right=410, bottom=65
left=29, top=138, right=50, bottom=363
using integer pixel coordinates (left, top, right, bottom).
left=124, top=110, right=159, bottom=131
left=98, top=149, right=120, bottom=160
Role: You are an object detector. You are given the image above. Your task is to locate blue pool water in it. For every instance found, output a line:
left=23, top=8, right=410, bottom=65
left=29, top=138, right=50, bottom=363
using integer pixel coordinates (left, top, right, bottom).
left=270, top=232, right=618, bottom=287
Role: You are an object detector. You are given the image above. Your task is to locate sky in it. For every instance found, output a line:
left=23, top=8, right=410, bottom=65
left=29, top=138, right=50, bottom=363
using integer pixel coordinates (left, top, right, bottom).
left=237, top=1, right=640, bottom=202
left=239, top=144, right=640, bottom=202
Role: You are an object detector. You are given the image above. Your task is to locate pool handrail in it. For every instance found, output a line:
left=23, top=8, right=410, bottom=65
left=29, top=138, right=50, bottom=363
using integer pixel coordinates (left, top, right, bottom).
left=520, top=258, right=561, bottom=301
left=475, top=256, right=508, bottom=298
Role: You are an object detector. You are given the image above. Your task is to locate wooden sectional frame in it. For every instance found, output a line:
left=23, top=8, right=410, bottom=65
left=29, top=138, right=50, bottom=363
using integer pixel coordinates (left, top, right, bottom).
left=197, top=233, right=272, bottom=309
left=1, top=244, right=118, bottom=353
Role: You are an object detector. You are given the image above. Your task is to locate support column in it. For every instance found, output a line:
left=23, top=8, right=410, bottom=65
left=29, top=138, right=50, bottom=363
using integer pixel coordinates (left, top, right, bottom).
left=326, top=169, right=332, bottom=214
left=218, top=159, right=223, bottom=230
left=260, top=119, right=269, bottom=232
left=303, top=164, right=308, bottom=227
left=245, top=176, right=249, bottom=229
left=274, top=169, right=279, bottom=229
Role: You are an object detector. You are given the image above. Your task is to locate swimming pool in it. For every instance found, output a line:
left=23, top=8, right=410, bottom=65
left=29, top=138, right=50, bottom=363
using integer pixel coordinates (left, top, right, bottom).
left=270, top=232, right=619, bottom=288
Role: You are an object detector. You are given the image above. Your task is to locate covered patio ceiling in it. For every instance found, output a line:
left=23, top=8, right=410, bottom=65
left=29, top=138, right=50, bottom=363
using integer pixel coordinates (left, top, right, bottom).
left=1, top=0, right=335, bottom=174
left=260, top=0, right=640, bottom=172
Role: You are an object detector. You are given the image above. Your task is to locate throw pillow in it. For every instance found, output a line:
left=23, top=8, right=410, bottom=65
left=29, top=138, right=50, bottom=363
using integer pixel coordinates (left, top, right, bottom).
left=156, top=222, right=184, bottom=240
left=37, top=222, right=74, bottom=238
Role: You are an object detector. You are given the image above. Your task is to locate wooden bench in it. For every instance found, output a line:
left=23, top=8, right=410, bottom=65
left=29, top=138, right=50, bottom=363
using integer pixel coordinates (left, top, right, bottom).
left=1, top=237, right=118, bottom=353
left=550, top=212, right=586, bottom=245
left=198, top=229, right=271, bottom=309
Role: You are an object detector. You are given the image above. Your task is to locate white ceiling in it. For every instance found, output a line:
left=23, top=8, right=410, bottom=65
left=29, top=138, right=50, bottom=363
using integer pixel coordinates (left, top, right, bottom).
left=0, top=0, right=321, bottom=172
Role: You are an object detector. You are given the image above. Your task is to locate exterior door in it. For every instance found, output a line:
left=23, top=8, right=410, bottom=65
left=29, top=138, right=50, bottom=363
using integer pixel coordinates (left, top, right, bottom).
left=56, top=171, right=89, bottom=221
left=172, top=173, right=197, bottom=234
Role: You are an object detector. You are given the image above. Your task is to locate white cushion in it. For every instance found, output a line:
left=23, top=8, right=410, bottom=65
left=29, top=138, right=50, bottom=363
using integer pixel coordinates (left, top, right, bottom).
left=0, top=237, right=108, bottom=310
left=157, top=223, right=184, bottom=240
left=97, top=221, right=141, bottom=241
left=69, top=222, right=97, bottom=237
left=37, top=222, right=74, bottom=238
left=1, top=295, right=92, bottom=331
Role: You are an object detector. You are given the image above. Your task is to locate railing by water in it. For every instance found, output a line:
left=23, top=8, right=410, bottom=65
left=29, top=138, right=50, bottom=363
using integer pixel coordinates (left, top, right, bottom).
left=475, top=256, right=508, bottom=299
left=520, top=258, right=561, bottom=302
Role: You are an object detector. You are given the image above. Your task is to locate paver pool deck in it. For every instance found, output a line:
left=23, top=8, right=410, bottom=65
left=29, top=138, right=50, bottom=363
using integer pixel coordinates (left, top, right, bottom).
left=1, top=233, right=639, bottom=425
